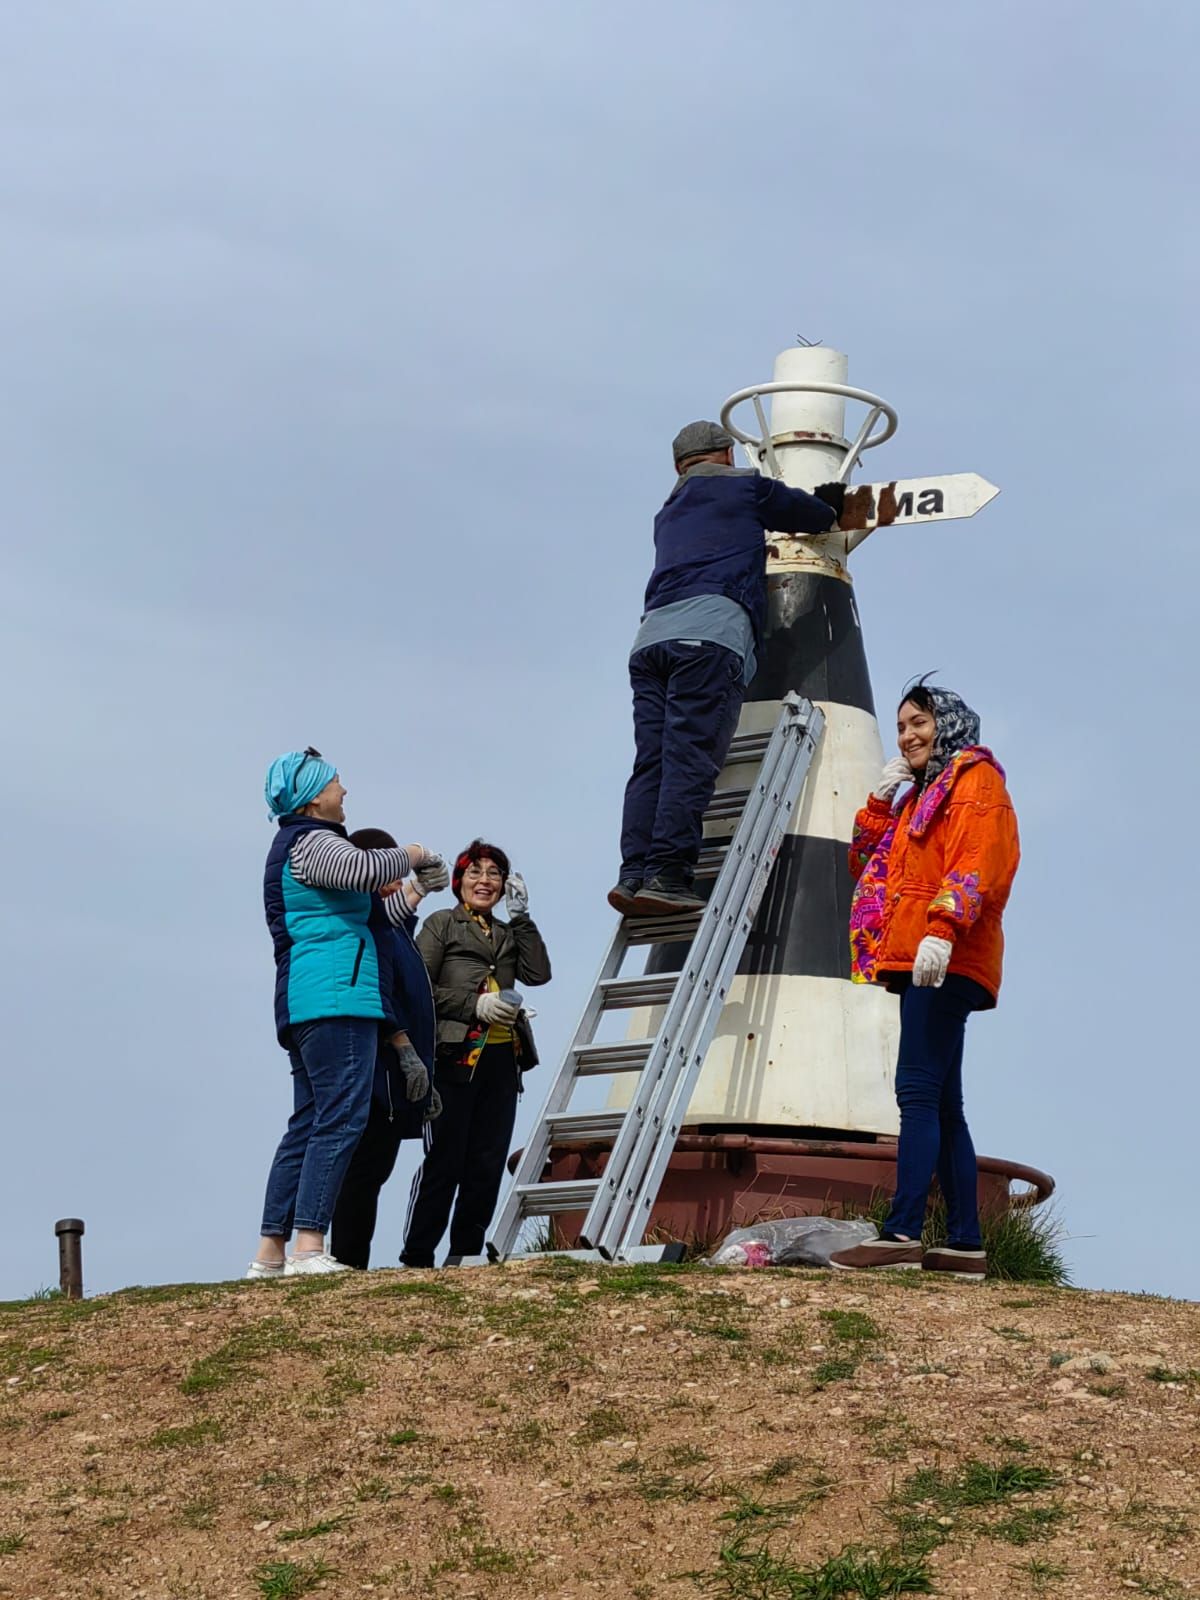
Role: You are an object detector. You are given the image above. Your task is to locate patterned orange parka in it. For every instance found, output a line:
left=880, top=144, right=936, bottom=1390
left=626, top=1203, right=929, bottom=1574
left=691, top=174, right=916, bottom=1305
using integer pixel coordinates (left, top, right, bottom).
left=848, top=749, right=1020, bottom=1005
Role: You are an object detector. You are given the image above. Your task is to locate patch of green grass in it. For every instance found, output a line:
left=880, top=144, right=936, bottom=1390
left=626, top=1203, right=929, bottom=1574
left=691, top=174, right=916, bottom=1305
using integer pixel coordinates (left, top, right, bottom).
left=1022, top=1557, right=1068, bottom=1590
left=889, top=1457, right=1061, bottom=1555
left=148, top=1417, right=224, bottom=1449
left=180, top=1497, right=218, bottom=1529
left=467, top=1541, right=521, bottom=1573
left=593, top=1264, right=690, bottom=1298
left=317, top=1364, right=367, bottom=1406
left=284, top=1275, right=349, bottom=1299
left=695, top=1533, right=932, bottom=1597
left=366, top=1279, right=466, bottom=1309
left=279, top=1517, right=345, bottom=1543
left=990, top=1325, right=1034, bottom=1342
left=252, top=1559, right=336, bottom=1599
left=574, top=1405, right=629, bottom=1445
left=813, top=1356, right=859, bottom=1386
left=180, top=1317, right=323, bottom=1396
left=0, top=1533, right=25, bottom=1555
left=431, top=1483, right=461, bottom=1504
left=897, top=1459, right=1059, bottom=1510
left=384, top=1428, right=419, bottom=1446
left=0, top=1343, right=60, bottom=1378
left=991, top=1504, right=1067, bottom=1545
left=668, top=1443, right=710, bottom=1468
left=820, top=1310, right=881, bottom=1343
left=1117, top=1498, right=1191, bottom=1545
left=1144, top=1365, right=1200, bottom=1385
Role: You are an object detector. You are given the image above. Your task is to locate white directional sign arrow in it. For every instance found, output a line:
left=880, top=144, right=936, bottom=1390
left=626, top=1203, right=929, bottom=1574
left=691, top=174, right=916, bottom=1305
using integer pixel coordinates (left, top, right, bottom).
left=839, top=472, right=999, bottom=552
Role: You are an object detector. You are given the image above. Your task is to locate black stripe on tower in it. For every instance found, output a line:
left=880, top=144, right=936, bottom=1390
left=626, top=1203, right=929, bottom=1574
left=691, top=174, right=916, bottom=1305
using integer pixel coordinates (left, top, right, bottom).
left=647, top=834, right=853, bottom=981
left=750, top=570, right=876, bottom=714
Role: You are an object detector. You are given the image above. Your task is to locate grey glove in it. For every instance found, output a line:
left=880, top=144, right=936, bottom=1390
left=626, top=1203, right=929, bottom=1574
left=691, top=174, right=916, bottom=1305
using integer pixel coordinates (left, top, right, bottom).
left=415, top=852, right=450, bottom=894
left=476, top=992, right=520, bottom=1027
left=426, top=1086, right=443, bottom=1121
left=394, top=1043, right=430, bottom=1102
left=504, top=871, right=529, bottom=916
left=874, top=756, right=915, bottom=801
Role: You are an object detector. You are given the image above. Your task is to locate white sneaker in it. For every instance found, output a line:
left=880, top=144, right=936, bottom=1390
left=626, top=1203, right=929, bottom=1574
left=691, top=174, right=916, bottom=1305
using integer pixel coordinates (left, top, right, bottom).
left=283, top=1252, right=348, bottom=1277
left=245, top=1260, right=285, bottom=1280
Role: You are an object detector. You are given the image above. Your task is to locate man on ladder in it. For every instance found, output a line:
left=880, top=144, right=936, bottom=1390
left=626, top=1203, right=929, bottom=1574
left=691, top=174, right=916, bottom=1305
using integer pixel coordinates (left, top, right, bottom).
left=610, top=420, right=845, bottom=918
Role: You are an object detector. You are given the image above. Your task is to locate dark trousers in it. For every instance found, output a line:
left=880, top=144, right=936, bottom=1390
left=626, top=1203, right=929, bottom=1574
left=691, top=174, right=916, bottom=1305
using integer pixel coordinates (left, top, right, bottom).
left=619, top=639, right=746, bottom=885
left=401, top=1044, right=520, bottom=1266
left=329, top=1098, right=404, bottom=1270
left=884, top=976, right=990, bottom=1250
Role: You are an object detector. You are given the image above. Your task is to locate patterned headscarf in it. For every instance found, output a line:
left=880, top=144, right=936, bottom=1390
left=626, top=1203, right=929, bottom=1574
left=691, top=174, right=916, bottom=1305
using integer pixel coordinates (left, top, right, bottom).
left=919, top=687, right=981, bottom=788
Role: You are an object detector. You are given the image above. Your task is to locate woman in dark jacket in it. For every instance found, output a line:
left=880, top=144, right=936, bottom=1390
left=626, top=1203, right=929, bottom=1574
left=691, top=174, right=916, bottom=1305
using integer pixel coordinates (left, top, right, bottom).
left=400, top=839, right=552, bottom=1267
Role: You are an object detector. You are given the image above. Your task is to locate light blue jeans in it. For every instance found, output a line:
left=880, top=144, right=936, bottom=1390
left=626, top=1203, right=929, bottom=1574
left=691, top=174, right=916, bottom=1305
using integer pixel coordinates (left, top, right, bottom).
left=260, top=1017, right=377, bottom=1237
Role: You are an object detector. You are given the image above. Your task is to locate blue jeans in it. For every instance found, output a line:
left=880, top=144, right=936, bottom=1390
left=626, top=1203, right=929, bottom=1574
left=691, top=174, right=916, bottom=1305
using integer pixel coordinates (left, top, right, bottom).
left=619, top=639, right=746, bottom=884
left=884, top=976, right=990, bottom=1250
left=260, top=1017, right=377, bottom=1237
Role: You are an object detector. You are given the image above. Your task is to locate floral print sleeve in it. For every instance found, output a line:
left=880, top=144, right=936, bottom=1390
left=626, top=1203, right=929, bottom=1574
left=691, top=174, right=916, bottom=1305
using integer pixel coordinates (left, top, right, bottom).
left=848, top=795, right=895, bottom=882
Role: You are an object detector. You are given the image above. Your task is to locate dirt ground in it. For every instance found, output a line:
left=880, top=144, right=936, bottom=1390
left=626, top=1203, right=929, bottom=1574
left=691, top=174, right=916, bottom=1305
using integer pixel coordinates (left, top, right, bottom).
left=0, top=1260, right=1196, bottom=1599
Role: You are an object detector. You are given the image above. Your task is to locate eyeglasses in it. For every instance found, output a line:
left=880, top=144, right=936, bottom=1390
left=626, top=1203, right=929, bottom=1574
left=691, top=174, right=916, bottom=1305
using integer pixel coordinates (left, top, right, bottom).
left=294, top=746, right=323, bottom=783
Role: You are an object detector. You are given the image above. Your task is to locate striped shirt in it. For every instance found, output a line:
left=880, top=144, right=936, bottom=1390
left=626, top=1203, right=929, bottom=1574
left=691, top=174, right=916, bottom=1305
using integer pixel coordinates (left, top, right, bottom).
left=289, top=830, right=412, bottom=895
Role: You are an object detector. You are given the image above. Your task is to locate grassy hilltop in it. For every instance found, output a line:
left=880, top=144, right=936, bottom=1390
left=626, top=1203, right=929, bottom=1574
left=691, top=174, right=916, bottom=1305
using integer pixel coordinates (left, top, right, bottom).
left=0, top=1261, right=1197, bottom=1599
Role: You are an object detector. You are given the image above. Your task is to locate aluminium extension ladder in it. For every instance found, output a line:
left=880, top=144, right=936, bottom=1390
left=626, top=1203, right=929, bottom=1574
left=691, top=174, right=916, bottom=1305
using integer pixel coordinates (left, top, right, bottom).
left=487, top=692, right=825, bottom=1263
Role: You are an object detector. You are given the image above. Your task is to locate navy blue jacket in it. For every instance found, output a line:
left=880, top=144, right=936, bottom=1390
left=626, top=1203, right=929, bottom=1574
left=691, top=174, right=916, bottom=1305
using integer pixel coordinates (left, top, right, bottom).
left=643, top=464, right=836, bottom=650
left=375, top=910, right=438, bottom=1138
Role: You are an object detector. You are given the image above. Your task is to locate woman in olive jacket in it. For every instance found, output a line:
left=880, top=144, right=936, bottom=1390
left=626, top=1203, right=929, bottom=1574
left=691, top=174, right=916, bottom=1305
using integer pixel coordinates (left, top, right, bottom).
left=400, top=839, right=552, bottom=1267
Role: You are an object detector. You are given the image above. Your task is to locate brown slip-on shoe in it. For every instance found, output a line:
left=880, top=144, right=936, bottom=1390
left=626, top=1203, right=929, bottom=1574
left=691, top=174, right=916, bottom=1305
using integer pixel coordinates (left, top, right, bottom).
left=829, top=1238, right=924, bottom=1273
left=606, top=881, right=641, bottom=916
left=922, top=1246, right=987, bottom=1282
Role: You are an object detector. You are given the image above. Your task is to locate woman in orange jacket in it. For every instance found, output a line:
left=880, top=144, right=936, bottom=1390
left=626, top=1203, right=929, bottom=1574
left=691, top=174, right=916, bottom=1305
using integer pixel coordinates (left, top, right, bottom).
left=830, top=681, right=1020, bottom=1282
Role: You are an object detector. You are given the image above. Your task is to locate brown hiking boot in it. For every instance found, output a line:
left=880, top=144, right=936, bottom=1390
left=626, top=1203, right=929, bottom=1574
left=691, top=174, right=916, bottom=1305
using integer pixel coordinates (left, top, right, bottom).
left=922, top=1246, right=987, bottom=1283
left=829, top=1238, right=923, bottom=1273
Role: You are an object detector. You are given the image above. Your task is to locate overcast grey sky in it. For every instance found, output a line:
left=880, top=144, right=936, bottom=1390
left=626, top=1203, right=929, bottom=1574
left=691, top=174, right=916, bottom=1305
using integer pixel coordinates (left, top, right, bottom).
left=2, top=2, right=1195, bottom=1301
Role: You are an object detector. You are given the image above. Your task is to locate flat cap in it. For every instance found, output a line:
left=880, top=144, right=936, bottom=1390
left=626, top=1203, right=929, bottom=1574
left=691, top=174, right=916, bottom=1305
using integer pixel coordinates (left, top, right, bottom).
left=672, top=419, right=735, bottom=464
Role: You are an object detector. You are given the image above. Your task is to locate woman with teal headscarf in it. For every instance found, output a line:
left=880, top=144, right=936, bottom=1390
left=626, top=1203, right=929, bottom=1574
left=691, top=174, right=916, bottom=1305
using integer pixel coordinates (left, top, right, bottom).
left=250, top=747, right=448, bottom=1278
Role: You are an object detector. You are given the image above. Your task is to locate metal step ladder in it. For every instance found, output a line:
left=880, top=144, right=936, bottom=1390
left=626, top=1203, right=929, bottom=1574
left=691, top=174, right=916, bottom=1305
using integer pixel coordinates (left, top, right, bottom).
left=487, top=692, right=825, bottom=1263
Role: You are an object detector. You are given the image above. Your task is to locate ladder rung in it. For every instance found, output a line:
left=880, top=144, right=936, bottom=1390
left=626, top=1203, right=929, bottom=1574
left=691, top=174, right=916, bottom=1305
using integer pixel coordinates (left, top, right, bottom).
left=694, top=843, right=729, bottom=879
left=624, top=911, right=702, bottom=946
left=725, top=731, right=772, bottom=764
left=545, top=1110, right=626, bottom=1143
left=573, top=1038, right=656, bottom=1075
left=599, top=974, right=677, bottom=1009
left=703, top=787, right=751, bottom=823
left=516, top=1178, right=600, bottom=1216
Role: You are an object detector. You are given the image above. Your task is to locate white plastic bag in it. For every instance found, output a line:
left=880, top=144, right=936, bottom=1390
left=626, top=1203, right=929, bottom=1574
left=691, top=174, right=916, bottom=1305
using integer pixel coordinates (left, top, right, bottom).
left=706, top=1215, right=879, bottom=1269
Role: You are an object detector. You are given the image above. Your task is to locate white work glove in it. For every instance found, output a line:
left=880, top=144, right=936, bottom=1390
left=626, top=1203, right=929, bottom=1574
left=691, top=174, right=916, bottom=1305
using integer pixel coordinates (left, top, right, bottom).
left=912, top=936, right=952, bottom=988
left=410, top=851, right=450, bottom=898
left=504, top=871, right=529, bottom=917
left=475, top=992, right=520, bottom=1027
left=394, top=1043, right=430, bottom=1102
left=874, top=757, right=915, bottom=801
